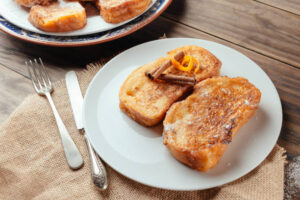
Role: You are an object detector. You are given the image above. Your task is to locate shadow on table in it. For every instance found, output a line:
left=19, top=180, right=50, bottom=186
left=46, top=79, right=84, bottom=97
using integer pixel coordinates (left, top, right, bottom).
left=141, top=0, right=188, bottom=39
left=1, top=0, right=187, bottom=80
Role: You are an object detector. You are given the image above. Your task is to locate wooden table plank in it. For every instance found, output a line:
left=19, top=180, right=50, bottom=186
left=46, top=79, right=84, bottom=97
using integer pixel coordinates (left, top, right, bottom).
left=0, top=31, right=157, bottom=81
left=0, top=33, right=79, bottom=81
left=142, top=17, right=300, bottom=155
left=0, top=65, right=33, bottom=125
left=256, top=0, right=300, bottom=15
left=163, top=0, right=300, bottom=68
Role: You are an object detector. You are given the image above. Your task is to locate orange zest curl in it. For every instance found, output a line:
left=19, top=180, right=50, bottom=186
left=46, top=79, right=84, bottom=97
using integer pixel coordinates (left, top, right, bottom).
left=171, top=54, right=200, bottom=73
left=171, top=57, right=190, bottom=71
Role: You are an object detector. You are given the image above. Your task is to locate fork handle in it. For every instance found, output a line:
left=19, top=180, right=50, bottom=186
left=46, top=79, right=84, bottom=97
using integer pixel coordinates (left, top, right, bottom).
left=45, top=92, right=84, bottom=170
left=84, top=134, right=108, bottom=190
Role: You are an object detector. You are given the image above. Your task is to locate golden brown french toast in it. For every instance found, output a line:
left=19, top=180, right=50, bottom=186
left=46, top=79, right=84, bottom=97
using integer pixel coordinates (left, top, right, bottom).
left=15, top=0, right=54, bottom=8
left=99, top=0, right=152, bottom=23
left=28, top=2, right=86, bottom=32
left=163, top=77, right=261, bottom=172
left=119, top=45, right=222, bottom=126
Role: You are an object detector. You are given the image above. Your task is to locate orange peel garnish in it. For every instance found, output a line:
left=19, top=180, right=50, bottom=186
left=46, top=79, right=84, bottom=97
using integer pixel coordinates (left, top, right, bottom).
left=171, top=54, right=200, bottom=73
left=171, top=57, right=190, bottom=71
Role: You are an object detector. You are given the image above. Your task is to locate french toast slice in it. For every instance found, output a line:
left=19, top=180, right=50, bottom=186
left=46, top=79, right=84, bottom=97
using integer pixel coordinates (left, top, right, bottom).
left=119, top=45, right=222, bottom=126
left=163, top=77, right=261, bottom=172
left=99, top=0, right=152, bottom=23
left=28, top=2, right=86, bottom=32
left=15, top=0, right=54, bottom=8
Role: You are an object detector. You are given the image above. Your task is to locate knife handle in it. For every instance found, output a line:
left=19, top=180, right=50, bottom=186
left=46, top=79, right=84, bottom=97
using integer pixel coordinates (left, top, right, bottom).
left=84, top=134, right=108, bottom=190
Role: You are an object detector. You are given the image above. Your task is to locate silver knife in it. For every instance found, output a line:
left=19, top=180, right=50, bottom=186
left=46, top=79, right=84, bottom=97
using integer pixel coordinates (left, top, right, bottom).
left=66, top=71, right=108, bottom=190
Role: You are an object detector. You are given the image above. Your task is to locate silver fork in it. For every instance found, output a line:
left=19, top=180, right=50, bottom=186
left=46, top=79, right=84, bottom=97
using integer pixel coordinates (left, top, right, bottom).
left=26, top=58, right=84, bottom=170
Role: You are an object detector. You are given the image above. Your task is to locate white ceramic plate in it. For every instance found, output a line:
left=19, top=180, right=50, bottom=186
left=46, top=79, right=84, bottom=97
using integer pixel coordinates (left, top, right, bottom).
left=82, top=38, right=282, bottom=190
left=0, top=0, right=156, bottom=36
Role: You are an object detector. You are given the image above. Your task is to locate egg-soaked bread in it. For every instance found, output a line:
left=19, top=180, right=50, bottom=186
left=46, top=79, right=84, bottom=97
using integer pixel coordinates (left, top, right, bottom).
left=163, top=77, right=261, bottom=171
left=99, top=0, right=152, bottom=23
left=28, top=2, right=86, bottom=32
left=119, top=45, right=222, bottom=126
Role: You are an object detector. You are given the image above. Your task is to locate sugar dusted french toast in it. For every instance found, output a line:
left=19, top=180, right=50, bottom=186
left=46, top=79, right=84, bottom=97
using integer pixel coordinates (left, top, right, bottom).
left=28, top=2, right=86, bottom=32
left=119, top=45, right=222, bottom=126
left=99, top=0, right=152, bottom=23
left=163, top=77, right=261, bottom=172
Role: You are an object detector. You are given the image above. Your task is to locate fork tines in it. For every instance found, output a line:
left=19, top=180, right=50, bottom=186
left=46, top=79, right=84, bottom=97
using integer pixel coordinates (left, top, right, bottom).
left=26, top=58, right=52, bottom=94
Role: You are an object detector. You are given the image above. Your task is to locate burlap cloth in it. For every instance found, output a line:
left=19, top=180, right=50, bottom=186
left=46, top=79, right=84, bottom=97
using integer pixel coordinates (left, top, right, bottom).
left=0, top=65, right=286, bottom=200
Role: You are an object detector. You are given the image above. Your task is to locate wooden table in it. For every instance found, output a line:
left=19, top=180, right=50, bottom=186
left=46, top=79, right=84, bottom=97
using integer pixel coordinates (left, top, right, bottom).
left=0, top=0, right=299, bottom=199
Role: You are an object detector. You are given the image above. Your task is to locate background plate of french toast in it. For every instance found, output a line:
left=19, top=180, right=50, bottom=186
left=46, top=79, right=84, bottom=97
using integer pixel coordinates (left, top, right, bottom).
left=82, top=38, right=282, bottom=190
left=0, top=0, right=156, bottom=36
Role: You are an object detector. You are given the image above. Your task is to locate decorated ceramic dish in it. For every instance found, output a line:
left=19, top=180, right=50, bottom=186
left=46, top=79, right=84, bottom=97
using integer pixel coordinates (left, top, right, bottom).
left=0, top=0, right=172, bottom=46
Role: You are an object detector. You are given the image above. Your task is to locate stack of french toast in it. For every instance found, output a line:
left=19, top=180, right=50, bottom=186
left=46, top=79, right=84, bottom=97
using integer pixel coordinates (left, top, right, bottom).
left=15, top=0, right=152, bottom=32
left=119, top=45, right=261, bottom=172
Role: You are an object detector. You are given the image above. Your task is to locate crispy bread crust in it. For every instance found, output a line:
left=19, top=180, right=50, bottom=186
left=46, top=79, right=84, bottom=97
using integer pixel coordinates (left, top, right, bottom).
left=100, top=0, right=152, bottom=23
left=163, top=77, right=261, bottom=171
left=119, top=62, right=193, bottom=126
left=119, top=45, right=222, bottom=126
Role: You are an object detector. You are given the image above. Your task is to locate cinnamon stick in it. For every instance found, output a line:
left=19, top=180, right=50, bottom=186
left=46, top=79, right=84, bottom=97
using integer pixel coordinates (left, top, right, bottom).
left=148, top=50, right=185, bottom=80
left=145, top=68, right=159, bottom=79
left=158, top=74, right=196, bottom=86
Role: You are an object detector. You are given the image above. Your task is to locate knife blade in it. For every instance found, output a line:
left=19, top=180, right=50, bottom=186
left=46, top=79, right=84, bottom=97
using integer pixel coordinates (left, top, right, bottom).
left=65, top=71, right=108, bottom=190
left=65, top=71, right=84, bottom=130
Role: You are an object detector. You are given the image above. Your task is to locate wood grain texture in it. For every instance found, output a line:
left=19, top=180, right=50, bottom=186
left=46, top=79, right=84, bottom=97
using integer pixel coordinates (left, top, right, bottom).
left=142, top=17, right=300, bottom=155
left=0, top=33, right=79, bottom=81
left=163, top=0, right=300, bottom=68
left=0, top=65, right=33, bottom=125
left=0, top=31, right=155, bottom=81
left=256, top=0, right=300, bottom=15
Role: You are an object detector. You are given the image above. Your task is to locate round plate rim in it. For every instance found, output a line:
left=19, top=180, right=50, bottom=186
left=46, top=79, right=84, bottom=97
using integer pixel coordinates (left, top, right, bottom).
left=0, top=0, right=172, bottom=47
left=82, top=38, right=283, bottom=190
left=0, top=0, right=157, bottom=37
